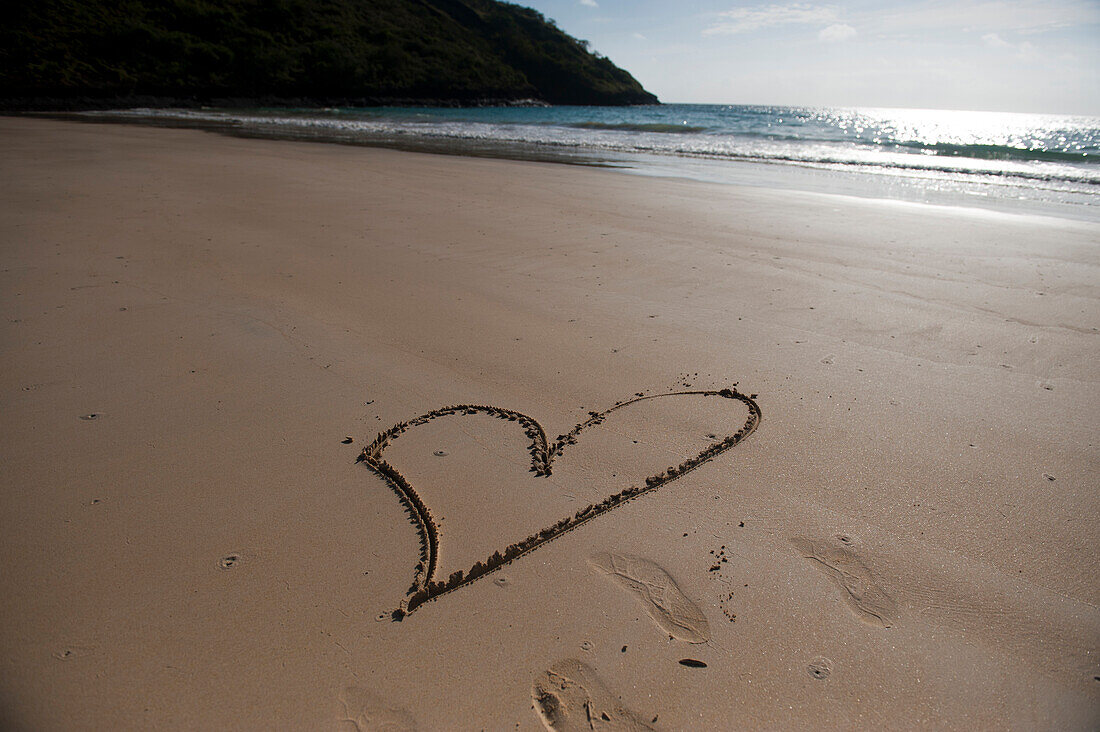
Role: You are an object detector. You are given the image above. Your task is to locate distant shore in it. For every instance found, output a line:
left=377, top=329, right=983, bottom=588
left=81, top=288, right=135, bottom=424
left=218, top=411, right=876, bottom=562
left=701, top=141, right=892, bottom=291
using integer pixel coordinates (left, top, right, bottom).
left=1, top=117, right=1097, bottom=729
left=0, top=95, right=594, bottom=112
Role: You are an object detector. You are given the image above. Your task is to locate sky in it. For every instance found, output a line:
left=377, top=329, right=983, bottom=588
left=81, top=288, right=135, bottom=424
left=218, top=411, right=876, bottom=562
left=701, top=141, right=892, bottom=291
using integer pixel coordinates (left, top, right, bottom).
left=518, top=0, right=1100, bottom=114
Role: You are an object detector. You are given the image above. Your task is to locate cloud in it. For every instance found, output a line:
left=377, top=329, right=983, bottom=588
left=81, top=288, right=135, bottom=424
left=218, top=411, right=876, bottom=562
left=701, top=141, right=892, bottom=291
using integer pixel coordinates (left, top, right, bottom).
left=579, top=0, right=598, bottom=6
left=872, top=0, right=1100, bottom=36
left=819, top=23, right=856, bottom=42
left=702, top=0, right=1098, bottom=40
left=703, top=3, right=837, bottom=35
left=1016, top=40, right=1041, bottom=59
left=981, top=32, right=1045, bottom=60
left=633, top=32, right=648, bottom=40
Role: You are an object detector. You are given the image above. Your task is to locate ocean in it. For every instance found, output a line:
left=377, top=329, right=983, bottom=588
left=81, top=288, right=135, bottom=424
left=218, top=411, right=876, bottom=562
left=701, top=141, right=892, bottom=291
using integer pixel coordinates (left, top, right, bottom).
left=84, top=104, right=1100, bottom=221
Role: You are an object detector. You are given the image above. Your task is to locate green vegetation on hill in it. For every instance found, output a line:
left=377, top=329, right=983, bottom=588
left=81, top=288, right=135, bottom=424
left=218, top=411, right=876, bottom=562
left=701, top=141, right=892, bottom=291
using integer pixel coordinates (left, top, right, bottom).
left=0, top=0, right=659, bottom=107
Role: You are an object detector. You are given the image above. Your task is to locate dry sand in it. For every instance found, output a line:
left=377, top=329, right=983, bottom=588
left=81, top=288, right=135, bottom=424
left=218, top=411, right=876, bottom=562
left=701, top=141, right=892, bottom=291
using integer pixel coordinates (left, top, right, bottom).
left=1, top=117, right=1097, bottom=730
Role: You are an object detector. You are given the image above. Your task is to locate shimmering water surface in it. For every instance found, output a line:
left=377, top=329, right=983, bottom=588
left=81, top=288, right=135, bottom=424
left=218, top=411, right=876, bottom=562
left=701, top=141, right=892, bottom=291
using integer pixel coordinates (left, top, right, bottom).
left=86, top=104, right=1100, bottom=219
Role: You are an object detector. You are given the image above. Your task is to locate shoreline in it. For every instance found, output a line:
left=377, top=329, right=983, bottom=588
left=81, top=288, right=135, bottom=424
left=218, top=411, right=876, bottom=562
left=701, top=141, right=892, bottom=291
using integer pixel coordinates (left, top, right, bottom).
left=16, top=108, right=1099, bottom=224
left=1, top=117, right=1097, bottom=729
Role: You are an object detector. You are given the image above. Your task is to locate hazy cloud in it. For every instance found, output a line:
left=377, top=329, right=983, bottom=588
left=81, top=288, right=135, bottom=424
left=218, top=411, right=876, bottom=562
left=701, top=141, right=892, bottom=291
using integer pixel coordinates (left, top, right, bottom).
left=1016, top=40, right=1041, bottom=59
left=633, top=32, right=648, bottom=40
left=579, top=0, right=598, bottom=7
left=871, top=0, right=1100, bottom=35
left=981, top=31, right=1045, bottom=60
left=819, top=23, right=856, bottom=42
left=704, top=3, right=838, bottom=35
left=702, top=0, right=1096, bottom=40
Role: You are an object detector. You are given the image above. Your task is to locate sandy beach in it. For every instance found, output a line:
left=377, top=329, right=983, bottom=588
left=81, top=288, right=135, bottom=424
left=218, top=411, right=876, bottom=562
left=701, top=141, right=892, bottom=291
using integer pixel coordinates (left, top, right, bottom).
left=1, top=116, right=1097, bottom=729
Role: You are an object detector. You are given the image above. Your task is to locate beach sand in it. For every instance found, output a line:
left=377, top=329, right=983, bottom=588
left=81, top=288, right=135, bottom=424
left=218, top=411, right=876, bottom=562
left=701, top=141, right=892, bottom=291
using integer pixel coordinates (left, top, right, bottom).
left=1, top=117, right=1097, bottom=729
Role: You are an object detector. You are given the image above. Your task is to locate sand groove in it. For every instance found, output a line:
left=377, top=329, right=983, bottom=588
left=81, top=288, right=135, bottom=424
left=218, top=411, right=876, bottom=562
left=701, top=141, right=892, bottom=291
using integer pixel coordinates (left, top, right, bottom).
left=359, top=388, right=761, bottom=617
left=532, top=659, right=653, bottom=731
left=791, top=537, right=898, bottom=627
left=589, top=552, right=710, bottom=642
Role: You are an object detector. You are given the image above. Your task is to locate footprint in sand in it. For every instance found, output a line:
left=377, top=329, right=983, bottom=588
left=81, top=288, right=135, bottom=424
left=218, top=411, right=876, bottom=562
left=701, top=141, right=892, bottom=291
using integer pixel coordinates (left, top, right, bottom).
left=791, top=537, right=897, bottom=628
left=589, top=552, right=710, bottom=643
left=532, top=659, right=653, bottom=731
left=338, top=687, right=416, bottom=732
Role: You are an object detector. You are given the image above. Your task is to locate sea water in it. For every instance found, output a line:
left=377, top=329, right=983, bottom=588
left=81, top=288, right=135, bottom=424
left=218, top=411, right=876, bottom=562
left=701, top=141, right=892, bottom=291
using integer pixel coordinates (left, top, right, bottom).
left=86, top=104, right=1100, bottom=220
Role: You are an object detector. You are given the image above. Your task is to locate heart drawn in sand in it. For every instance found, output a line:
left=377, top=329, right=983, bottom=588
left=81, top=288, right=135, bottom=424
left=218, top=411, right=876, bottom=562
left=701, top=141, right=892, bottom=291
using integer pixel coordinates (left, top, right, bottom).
left=358, top=387, right=761, bottom=618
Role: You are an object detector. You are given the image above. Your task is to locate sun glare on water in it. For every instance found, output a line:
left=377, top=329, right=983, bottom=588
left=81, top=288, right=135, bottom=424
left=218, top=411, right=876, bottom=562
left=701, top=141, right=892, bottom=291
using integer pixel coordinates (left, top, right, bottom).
left=822, top=107, right=1093, bottom=157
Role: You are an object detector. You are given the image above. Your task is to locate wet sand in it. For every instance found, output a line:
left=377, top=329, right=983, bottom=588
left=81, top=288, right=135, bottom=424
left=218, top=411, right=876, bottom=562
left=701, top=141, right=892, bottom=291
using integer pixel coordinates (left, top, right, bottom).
left=1, top=117, right=1097, bottom=729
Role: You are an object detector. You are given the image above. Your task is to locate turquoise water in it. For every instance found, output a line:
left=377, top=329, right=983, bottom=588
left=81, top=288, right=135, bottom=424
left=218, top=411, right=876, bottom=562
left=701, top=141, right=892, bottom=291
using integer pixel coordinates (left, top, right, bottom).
left=87, top=104, right=1100, bottom=219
